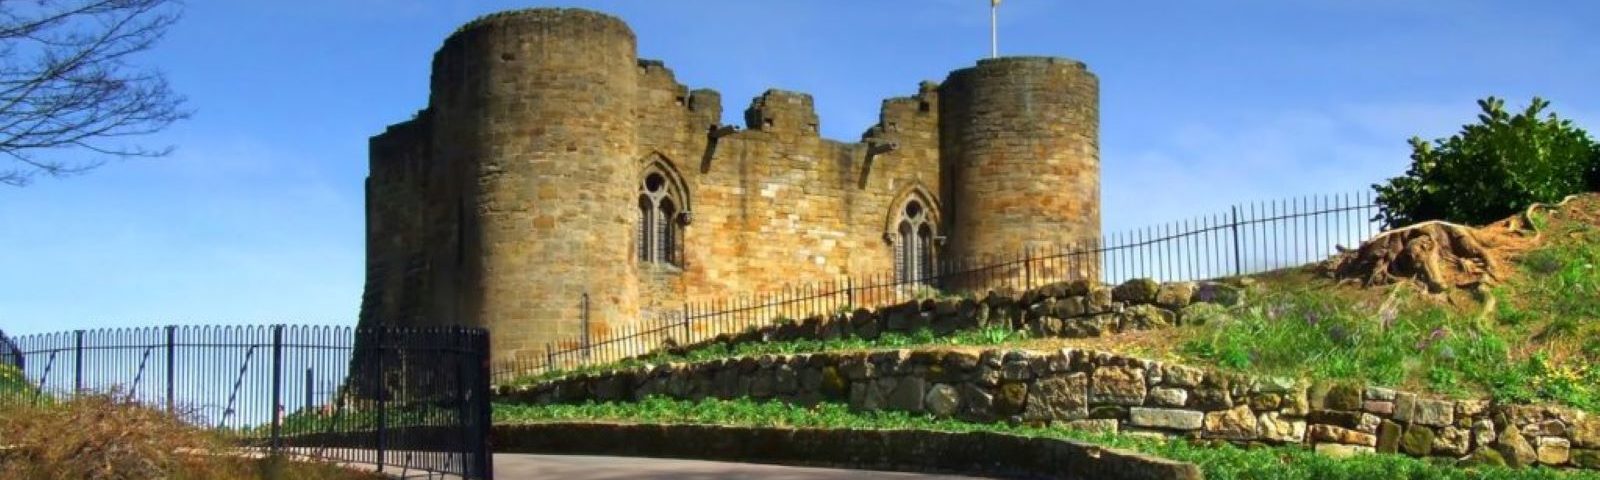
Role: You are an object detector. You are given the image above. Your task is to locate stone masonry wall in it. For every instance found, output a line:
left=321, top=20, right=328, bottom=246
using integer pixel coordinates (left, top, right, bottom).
left=502, top=345, right=1600, bottom=470
left=359, top=7, right=1104, bottom=366
left=649, top=278, right=1239, bottom=359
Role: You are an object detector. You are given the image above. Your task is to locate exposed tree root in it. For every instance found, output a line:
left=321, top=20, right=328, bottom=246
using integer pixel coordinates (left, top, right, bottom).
left=1321, top=195, right=1584, bottom=293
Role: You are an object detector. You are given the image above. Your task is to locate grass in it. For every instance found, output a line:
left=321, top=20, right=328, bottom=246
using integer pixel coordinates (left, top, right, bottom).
left=507, top=197, right=1600, bottom=414
left=0, top=392, right=381, bottom=480
left=496, top=396, right=1600, bottom=480
left=1180, top=212, right=1600, bottom=410
left=505, top=325, right=1032, bottom=386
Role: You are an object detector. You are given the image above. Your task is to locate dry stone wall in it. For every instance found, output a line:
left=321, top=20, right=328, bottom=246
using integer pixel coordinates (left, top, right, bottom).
left=647, top=278, right=1238, bottom=359
left=501, top=345, right=1600, bottom=470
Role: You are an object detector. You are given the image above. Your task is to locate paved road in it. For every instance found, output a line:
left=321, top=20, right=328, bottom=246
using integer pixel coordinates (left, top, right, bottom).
left=494, top=454, right=988, bottom=480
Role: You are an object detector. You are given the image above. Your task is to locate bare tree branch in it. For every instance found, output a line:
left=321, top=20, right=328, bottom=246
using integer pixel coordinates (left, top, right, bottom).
left=0, top=0, right=188, bottom=186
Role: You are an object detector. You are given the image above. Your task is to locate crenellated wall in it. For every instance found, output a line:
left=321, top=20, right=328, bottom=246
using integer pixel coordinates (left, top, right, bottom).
left=359, top=7, right=1102, bottom=365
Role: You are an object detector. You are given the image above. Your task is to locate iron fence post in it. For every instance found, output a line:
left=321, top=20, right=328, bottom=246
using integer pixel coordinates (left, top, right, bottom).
left=477, top=331, right=494, bottom=480
left=165, top=325, right=175, bottom=415
left=581, top=293, right=591, bottom=360
left=270, top=325, right=284, bottom=454
left=845, top=277, right=854, bottom=310
left=1230, top=206, right=1244, bottom=277
left=304, top=368, right=313, bottom=414
left=453, top=327, right=470, bottom=478
left=73, top=330, right=83, bottom=396
left=376, top=327, right=387, bottom=471
left=1023, top=248, right=1033, bottom=291
left=682, top=303, right=691, bottom=342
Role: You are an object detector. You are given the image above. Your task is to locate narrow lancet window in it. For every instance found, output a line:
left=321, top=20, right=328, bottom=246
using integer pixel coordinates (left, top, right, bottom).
left=893, top=199, right=937, bottom=285
left=637, top=167, right=686, bottom=268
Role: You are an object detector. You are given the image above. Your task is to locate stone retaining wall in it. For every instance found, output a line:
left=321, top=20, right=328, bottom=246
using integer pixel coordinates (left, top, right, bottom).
left=499, top=346, right=1600, bottom=470
left=495, top=422, right=1202, bottom=480
left=665, top=278, right=1240, bottom=354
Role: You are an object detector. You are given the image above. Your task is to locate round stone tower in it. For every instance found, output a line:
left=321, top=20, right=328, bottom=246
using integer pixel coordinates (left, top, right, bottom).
left=939, top=57, right=1101, bottom=282
left=429, top=9, right=639, bottom=361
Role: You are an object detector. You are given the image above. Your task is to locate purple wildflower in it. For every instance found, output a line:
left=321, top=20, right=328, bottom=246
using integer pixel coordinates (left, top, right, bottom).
left=1305, top=310, right=1321, bottom=326
left=1415, top=326, right=1449, bottom=350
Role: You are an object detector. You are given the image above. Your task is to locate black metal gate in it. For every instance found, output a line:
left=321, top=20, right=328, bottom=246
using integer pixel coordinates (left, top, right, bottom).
left=0, top=325, right=493, bottom=479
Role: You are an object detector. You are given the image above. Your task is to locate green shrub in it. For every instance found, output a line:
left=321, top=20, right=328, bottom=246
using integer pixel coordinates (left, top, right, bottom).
left=1373, top=97, right=1599, bottom=228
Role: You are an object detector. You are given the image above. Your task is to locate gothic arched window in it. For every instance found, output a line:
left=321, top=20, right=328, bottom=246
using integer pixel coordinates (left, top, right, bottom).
left=638, top=167, right=685, bottom=267
left=893, top=199, right=937, bottom=285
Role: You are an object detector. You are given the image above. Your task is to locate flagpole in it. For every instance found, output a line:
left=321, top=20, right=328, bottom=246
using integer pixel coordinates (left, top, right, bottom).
left=990, top=0, right=999, bottom=58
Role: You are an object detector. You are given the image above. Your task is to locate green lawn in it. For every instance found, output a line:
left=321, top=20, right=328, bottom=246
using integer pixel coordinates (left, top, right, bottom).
left=497, top=396, right=1599, bottom=480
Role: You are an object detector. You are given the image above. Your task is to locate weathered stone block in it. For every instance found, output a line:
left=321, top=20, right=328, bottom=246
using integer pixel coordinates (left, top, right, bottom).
left=1392, top=392, right=1416, bottom=422
left=1258, top=412, right=1307, bottom=443
left=1149, top=387, right=1188, bottom=407
left=1248, top=393, right=1281, bottom=411
left=1154, top=281, right=1196, bottom=310
left=1376, top=420, right=1402, bottom=454
left=1089, top=366, right=1147, bottom=406
left=1024, top=373, right=1089, bottom=421
left=1434, top=426, right=1469, bottom=457
left=887, top=376, right=926, bottom=413
left=1309, top=424, right=1377, bottom=447
left=1364, top=386, right=1396, bottom=401
left=1362, top=400, right=1394, bottom=416
left=1129, top=407, right=1204, bottom=431
left=925, top=383, right=961, bottom=417
left=1411, top=398, right=1455, bottom=427
left=1085, top=285, right=1114, bottom=313
left=1574, top=416, right=1600, bottom=448
left=1537, top=436, right=1571, bottom=465
left=1203, top=405, right=1258, bottom=440
left=1192, top=281, right=1242, bottom=306
left=1400, top=424, right=1435, bottom=456
left=1112, top=278, right=1159, bottom=304
left=1471, top=419, right=1497, bottom=450
left=995, top=382, right=1028, bottom=416
left=1187, top=387, right=1232, bottom=411
left=1002, top=360, right=1033, bottom=382
left=1495, top=424, right=1537, bottom=468
left=958, top=383, right=994, bottom=420
left=1118, top=304, right=1175, bottom=331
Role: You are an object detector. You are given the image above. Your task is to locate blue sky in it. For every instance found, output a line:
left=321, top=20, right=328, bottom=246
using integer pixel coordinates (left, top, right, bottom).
left=1, top=0, right=1595, bottom=336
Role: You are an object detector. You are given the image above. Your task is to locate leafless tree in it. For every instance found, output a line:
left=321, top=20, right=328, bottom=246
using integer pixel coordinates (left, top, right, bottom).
left=0, top=0, right=188, bottom=186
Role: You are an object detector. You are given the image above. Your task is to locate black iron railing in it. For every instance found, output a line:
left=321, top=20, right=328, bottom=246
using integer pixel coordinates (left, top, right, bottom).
left=493, top=191, right=1379, bottom=383
left=0, top=325, right=492, bottom=480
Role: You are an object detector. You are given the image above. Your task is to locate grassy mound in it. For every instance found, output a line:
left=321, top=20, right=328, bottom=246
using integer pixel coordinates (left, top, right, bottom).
left=0, top=392, right=380, bottom=480
left=509, top=195, right=1600, bottom=411
left=498, top=396, right=1600, bottom=480
left=1183, top=194, right=1600, bottom=409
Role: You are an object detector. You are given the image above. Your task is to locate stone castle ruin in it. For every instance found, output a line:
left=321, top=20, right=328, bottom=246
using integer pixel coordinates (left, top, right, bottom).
left=358, top=8, right=1102, bottom=362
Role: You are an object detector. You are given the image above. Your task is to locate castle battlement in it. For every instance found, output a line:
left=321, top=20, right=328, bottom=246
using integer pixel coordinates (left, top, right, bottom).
left=359, top=8, right=1102, bottom=362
